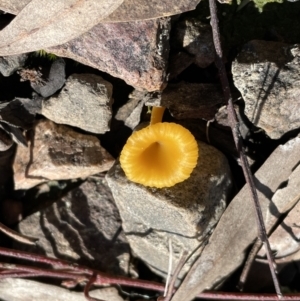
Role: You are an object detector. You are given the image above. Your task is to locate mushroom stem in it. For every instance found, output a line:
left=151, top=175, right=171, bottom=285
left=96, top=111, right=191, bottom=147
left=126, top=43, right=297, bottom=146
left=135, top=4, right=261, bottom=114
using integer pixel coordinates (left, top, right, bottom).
left=150, top=106, right=166, bottom=125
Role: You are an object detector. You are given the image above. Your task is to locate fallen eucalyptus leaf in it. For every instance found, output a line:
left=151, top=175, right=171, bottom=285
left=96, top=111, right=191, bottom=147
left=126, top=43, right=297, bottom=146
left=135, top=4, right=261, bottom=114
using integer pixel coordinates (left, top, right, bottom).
left=0, top=0, right=28, bottom=14
left=0, top=0, right=123, bottom=56
left=102, top=0, right=201, bottom=22
left=171, top=135, right=300, bottom=301
left=0, top=0, right=201, bottom=23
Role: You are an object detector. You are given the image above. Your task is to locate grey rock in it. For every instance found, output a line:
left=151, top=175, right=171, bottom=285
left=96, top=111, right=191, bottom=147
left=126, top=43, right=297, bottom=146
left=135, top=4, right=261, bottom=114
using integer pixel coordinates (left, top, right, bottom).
left=0, top=98, right=41, bottom=130
left=0, top=279, right=124, bottom=301
left=173, top=18, right=214, bottom=68
left=32, top=58, right=66, bottom=97
left=13, top=119, right=114, bottom=190
left=232, top=40, right=300, bottom=139
left=0, top=53, right=28, bottom=76
left=115, top=90, right=149, bottom=129
left=49, top=18, right=170, bottom=92
left=106, top=141, right=232, bottom=278
left=42, top=74, right=113, bottom=134
left=14, top=177, right=130, bottom=276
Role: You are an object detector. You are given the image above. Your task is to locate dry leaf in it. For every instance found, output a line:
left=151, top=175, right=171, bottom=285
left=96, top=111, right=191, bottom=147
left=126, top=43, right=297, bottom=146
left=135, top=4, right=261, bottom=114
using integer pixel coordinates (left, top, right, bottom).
left=0, top=0, right=123, bottom=56
left=0, top=0, right=28, bottom=14
left=0, top=0, right=201, bottom=22
left=102, top=0, right=201, bottom=22
left=258, top=164, right=300, bottom=258
left=171, top=135, right=300, bottom=301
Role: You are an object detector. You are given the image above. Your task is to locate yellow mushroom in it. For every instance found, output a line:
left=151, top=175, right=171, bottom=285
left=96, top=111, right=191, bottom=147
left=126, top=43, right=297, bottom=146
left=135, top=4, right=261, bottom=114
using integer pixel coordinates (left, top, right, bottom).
left=120, top=106, right=199, bottom=188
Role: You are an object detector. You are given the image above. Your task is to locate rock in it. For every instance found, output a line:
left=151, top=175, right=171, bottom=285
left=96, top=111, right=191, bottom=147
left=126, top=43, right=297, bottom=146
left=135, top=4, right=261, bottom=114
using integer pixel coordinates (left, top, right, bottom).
left=0, top=145, right=15, bottom=194
left=42, top=74, right=113, bottom=134
left=49, top=18, right=170, bottom=92
left=167, top=52, right=195, bottom=80
left=115, top=90, right=149, bottom=129
left=0, top=279, right=125, bottom=301
left=0, top=53, right=28, bottom=76
left=0, top=122, right=27, bottom=147
left=31, top=58, right=66, bottom=98
left=161, top=82, right=223, bottom=120
left=0, top=126, right=13, bottom=151
left=14, top=176, right=130, bottom=276
left=142, top=82, right=223, bottom=120
left=232, top=40, right=300, bottom=139
left=172, top=18, right=215, bottom=68
left=106, top=141, right=232, bottom=278
left=13, top=119, right=114, bottom=190
left=0, top=98, right=41, bottom=130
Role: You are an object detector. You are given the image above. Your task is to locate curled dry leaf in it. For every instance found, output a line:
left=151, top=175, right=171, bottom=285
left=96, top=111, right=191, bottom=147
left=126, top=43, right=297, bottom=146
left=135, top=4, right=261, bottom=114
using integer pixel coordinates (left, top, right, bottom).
left=0, top=0, right=123, bottom=56
left=0, top=0, right=201, bottom=23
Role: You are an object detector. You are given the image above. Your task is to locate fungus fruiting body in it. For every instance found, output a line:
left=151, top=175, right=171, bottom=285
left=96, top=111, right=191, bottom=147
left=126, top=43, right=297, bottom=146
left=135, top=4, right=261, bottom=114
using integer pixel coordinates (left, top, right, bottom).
left=120, top=107, right=198, bottom=188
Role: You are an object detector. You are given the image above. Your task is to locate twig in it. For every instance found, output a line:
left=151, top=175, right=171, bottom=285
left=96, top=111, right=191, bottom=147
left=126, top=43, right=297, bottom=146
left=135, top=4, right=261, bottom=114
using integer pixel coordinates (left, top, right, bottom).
left=84, top=273, right=104, bottom=301
left=164, top=239, right=173, bottom=297
left=208, top=0, right=282, bottom=297
left=162, top=250, right=188, bottom=301
left=0, top=222, right=37, bottom=245
left=1, top=247, right=300, bottom=300
left=238, top=239, right=262, bottom=290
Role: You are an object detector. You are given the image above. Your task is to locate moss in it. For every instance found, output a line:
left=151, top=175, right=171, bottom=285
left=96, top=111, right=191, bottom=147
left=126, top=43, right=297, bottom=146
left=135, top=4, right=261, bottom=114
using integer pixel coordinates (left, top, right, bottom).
left=238, top=0, right=284, bottom=12
left=254, top=0, right=283, bottom=11
left=34, top=49, right=57, bottom=61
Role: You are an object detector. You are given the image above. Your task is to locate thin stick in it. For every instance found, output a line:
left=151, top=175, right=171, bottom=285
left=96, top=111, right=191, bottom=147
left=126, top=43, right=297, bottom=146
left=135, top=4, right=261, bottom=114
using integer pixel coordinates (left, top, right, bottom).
left=163, top=250, right=188, bottom=301
left=164, top=239, right=173, bottom=297
left=208, top=0, right=282, bottom=297
left=1, top=247, right=300, bottom=299
left=238, top=239, right=262, bottom=290
left=0, top=222, right=37, bottom=245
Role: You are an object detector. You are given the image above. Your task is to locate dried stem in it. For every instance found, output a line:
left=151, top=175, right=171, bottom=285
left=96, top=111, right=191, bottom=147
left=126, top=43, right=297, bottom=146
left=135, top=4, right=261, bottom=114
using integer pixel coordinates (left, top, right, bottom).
left=1, top=247, right=300, bottom=300
left=238, top=239, right=263, bottom=290
left=0, top=222, right=37, bottom=245
left=208, top=0, right=282, bottom=297
left=162, top=250, right=188, bottom=301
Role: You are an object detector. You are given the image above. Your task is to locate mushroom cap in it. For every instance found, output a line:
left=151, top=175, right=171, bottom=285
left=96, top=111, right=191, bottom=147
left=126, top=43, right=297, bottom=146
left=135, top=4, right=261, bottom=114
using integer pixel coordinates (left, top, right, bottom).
left=120, top=122, right=199, bottom=188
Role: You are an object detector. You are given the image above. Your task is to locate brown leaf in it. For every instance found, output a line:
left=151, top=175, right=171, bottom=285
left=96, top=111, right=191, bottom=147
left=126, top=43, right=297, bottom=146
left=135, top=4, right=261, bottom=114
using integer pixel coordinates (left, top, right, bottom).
left=0, top=0, right=201, bottom=22
left=0, top=0, right=123, bottom=56
left=171, top=135, right=300, bottom=301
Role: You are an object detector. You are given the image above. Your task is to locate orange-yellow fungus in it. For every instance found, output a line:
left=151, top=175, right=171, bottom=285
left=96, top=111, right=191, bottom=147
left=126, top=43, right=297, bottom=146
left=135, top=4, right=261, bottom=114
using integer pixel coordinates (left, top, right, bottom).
left=120, top=121, right=199, bottom=188
left=150, top=106, right=166, bottom=125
